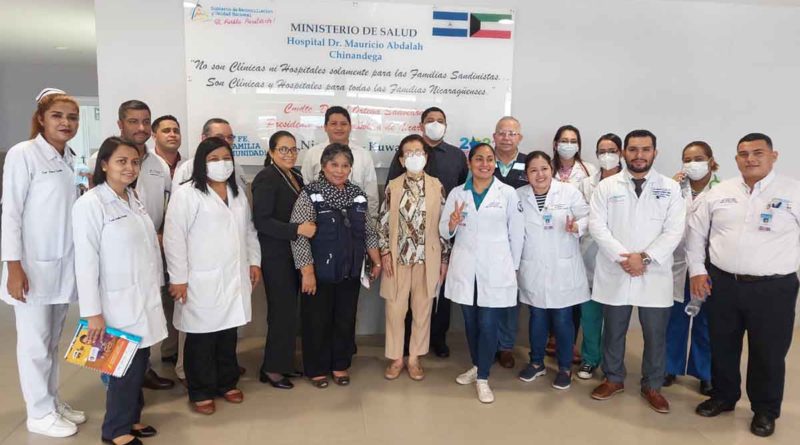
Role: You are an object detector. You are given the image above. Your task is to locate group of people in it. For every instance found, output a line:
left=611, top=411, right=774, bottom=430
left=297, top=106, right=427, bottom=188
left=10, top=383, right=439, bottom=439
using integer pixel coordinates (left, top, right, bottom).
left=2, top=88, right=798, bottom=444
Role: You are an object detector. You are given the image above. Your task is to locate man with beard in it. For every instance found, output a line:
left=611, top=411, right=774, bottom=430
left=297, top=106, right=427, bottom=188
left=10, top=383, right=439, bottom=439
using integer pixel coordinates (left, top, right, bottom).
left=587, top=129, right=685, bottom=413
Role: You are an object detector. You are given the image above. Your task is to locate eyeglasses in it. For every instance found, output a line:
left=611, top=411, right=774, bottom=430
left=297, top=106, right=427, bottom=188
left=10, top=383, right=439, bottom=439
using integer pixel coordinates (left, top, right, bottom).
left=496, top=131, right=520, bottom=138
left=276, top=146, right=298, bottom=156
left=214, top=134, right=236, bottom=143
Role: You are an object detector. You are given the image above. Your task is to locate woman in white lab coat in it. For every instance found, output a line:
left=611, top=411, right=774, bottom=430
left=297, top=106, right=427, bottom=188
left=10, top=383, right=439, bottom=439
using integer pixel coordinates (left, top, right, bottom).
left=575, top=133, right=623, bottom=380
left=439, top=143, right=524, bottom=404
left=0, top=88, right=85, bottom=438
left=663, top=141, right=720, bottom=395
left=72, top=137, right=168, bottom=445
left=163, top=137, right=261, bottom=415
left=516, top=151, right=590, bottom=390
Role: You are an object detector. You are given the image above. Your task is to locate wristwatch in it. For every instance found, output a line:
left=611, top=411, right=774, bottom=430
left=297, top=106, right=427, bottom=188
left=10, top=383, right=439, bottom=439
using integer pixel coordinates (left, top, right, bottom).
left=641, top=252, right=652, bottom=266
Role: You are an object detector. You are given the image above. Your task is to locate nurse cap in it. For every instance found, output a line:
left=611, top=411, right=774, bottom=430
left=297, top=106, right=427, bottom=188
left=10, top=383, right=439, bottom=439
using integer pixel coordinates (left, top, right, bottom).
left=35, top=87, right=67, bottom=103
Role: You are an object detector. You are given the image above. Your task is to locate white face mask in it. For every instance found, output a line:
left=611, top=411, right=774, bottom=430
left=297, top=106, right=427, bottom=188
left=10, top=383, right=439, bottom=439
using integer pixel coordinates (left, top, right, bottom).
left=557, top=142, right=579, bottom=159
left=684, top=161, right=710, bottom=181
left=404, top=154, right=427, bottom=174
left=207, top=160, right=234, bottom=182
left=424, top=121, right=446, bottom=141
left=598, top=153, right=620, bottom=171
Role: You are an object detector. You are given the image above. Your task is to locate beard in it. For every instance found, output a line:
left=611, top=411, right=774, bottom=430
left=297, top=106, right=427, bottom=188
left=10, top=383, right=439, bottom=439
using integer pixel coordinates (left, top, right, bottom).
left=625, top=159, right=652, bottom=173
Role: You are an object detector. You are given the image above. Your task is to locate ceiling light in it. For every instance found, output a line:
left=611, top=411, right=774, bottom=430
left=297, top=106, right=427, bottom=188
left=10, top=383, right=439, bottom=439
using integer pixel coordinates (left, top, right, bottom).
left=55, top=46, right=69, bottom=50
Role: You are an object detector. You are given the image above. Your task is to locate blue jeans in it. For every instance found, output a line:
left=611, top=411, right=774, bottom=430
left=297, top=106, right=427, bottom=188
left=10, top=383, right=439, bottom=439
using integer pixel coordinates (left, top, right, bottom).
left=497, top=298, right=519, bottom=351
left=462, top=302, right=504, bottom=380
left=665, top=281, right=711, bottom=381
left=529, top=305, right=574, bottom=371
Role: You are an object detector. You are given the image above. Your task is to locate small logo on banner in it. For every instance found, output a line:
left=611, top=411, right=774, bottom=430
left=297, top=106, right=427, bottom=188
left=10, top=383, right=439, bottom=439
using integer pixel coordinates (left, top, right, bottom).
left=432, top=11, right=513, bottom=39
left=190, top=2, right=275, bottom=26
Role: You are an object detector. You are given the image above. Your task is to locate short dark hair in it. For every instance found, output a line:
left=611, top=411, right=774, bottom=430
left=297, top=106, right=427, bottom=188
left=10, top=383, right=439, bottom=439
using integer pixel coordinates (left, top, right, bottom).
left=391, top=134, right=429, bottom=175
left=324, top=106, right=351, bottom=125
left=152, top=114, right=179, bottom=132
left=93, top=137, right=139, bottom=187
left=190, top=137, right=239, bottom=197
left=524, top=150, right=552, bottom=170
left=320, top=143, right=354, bottom=167
left=118, top=100, right=150, bottom=121
left=553, top=125, right=589, bottom=176
left=596, top=133, right=622, bottom=151
left=420, top=107, right=446, bottom=123
left=202, top=118, right=230, bottom=137
left=624, top=129, right=657, bottom=149
left=468, top=142, right=494, bottom=161
left=682, top=140, right=713, bottom=158
left=738, top=133, right=772, bottom=149
left=264, top=130, right=296, bottom=166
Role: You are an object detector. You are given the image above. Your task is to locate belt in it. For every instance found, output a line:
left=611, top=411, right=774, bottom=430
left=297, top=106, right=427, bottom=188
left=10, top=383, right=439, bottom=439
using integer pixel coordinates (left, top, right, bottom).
left=710, top=264, right=796, bottom=283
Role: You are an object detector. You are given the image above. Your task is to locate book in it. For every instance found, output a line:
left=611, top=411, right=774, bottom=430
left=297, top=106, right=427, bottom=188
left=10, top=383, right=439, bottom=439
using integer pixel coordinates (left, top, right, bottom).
left=64, top=319, right=142, bottom=377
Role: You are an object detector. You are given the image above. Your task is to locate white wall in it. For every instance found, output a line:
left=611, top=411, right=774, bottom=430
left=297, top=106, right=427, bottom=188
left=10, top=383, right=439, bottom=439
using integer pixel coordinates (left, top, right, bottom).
left=0, top=61, right=98, bottom=150
left=95, top=0, right=800, bottom=335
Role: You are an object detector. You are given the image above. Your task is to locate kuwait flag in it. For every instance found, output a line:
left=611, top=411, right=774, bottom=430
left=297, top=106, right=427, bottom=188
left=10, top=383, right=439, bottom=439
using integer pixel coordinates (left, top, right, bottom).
left=469, top=13, right=513, bottom=39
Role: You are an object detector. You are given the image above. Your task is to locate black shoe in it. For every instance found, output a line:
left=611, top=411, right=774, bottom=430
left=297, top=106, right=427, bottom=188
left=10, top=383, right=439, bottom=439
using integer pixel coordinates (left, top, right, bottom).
left=333, top=374, right=350, bottom=386
left=663, top=374, right=676, bottom=387
left=130, top=425, right=157, bottom=438
left=699, top=380, right=713, bottom=396
left=432, top=343, right=450, bottom=358
left=142, top=369, right=174, bottom=390
left=750, top=413, right=775, bottom=437
left=695, top=399, right=735, bottom=417
left=260, top=372, right=294, bottom=389
left=283, top=370, right=303, bottom=378
left=160, top=353, right=178, bottom=364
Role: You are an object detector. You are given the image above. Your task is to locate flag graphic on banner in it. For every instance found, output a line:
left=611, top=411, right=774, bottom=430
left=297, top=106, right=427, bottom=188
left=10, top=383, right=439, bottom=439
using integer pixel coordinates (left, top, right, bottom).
left=432, top=11, right=513, bottom=39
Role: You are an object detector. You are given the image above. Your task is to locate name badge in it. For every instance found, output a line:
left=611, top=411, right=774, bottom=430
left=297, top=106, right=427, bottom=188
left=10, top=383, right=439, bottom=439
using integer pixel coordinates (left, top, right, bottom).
left=758, top=211, right=773, bottom=232
left=543, top=210, right=554, bottom=230
left=512, top=162, right=525, bottom=171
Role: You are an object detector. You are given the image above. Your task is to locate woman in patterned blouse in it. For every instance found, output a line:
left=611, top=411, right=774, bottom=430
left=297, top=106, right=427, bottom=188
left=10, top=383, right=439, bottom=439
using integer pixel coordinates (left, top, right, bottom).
left=378, top=134, right=450, bottom=381
left=289, top=143, right=382, bottom=388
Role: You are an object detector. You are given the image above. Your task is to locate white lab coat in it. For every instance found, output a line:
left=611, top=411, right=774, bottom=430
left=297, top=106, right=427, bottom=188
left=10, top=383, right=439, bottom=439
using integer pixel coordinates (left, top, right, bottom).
left=300, top=142, right=379, bottom=220
left=588, top=169, right=686, bottom=307
left=555, top=160, right=598, bottom=186
left=517, top=181, right=591, bottom=309
left=1, top=135, right=78, bottom=305
left=163, top=183, right=261, bottom=333
left=172, top=158, right=249, bottom=199
left=439, top=179, right=524, bottom=308
left=72, top=183, right=167, bottom=348
left=670, top=174, right=720, bottom=302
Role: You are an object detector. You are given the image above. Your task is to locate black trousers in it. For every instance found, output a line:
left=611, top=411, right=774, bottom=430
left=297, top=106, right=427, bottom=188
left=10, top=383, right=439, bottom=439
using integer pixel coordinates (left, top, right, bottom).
left=103, top=347, right=149, bottom=441
left=184, top=327, right=239, bottom=402
left=261, top=255, right=300, bottom=374
left=706, top=266, right=799, bottom=419
left=301, top=278, right=360, bottom=378
left=404, top=280, right=449, bottom=355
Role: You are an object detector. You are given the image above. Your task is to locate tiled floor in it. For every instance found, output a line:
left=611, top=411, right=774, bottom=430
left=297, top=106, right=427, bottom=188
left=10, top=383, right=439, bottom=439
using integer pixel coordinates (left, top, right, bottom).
left=0, top=306, right=798, bottom=445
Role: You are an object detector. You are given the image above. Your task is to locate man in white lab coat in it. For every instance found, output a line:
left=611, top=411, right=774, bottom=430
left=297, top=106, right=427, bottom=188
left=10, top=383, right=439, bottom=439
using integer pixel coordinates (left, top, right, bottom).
left=587, top=129, right=685, bottom=414
left=115, top=100, right=175, bottom=391
left=300, top=106, right=379, bottom=223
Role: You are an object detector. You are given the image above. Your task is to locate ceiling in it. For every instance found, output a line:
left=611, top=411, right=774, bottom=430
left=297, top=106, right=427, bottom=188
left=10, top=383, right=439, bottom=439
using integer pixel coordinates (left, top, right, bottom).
left=0, top=0, right=799, bottom=66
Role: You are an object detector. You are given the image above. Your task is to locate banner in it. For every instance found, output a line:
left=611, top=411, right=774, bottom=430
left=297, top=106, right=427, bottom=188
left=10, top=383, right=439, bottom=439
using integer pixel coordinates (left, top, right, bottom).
left=184, top=0, right=515, bottom=167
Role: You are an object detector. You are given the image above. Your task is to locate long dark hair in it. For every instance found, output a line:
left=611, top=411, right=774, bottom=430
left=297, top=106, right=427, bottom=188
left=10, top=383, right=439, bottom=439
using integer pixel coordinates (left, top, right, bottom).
left=93, top=136, right=139, bottom=188
left=264, top=130, right=296, bottom=167
left=552, top=124, right=589, bottom=177
left=190, top=137, right=239, bottom=197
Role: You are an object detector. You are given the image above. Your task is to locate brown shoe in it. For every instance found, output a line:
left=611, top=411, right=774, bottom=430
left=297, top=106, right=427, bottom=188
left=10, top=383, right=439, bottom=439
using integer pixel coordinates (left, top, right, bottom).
left=407, top=362, right=425, bottom=381
left=192, top=400, right=215, bottom=415
left=223, top=389, right=244, bottom=404
left=496, top=351, right=515, bottom=369
left=384, top=361, right=404, bottom=380
left=591, top=379, right=625, bottom=400
left=641, top=388, right=670, bottom=413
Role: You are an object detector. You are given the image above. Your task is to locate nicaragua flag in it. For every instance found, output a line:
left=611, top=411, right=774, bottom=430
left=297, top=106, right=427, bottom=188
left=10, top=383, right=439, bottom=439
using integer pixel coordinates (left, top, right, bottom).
left=432, top=11, right=469, bottom=37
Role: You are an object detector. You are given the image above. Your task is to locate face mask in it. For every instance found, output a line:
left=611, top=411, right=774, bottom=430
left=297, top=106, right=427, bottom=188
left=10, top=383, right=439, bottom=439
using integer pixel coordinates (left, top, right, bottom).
left=207, top=160, right=234, bottom=182
left=557, top=142, right=579, bottom=159
left=598, top=153, right=620, bottom=171
left=424, top=121, right=446, bottom=141
left=684, top=161, right=710, bottom=181
left=404, top=154, right=427, bottom=174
